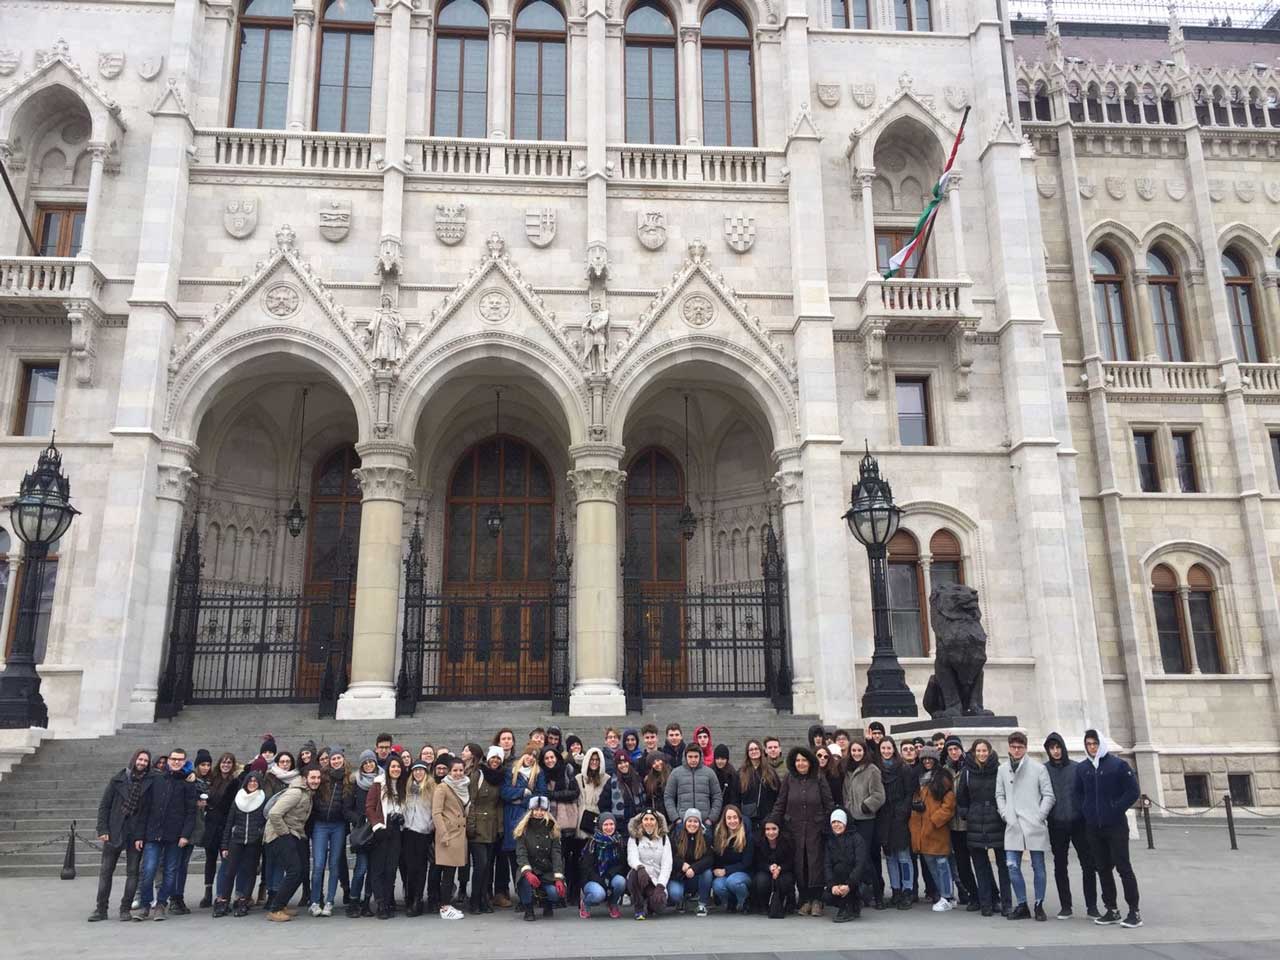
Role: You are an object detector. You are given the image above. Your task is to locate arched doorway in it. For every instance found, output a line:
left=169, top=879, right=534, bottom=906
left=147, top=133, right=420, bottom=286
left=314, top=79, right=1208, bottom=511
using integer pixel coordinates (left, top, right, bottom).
left=435, top=435, right=557, bottom=696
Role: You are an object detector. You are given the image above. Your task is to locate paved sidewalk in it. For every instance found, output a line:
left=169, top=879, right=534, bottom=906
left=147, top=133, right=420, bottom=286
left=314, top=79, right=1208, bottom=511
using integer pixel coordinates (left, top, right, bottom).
left=2, top=823, right=1274, bottom=960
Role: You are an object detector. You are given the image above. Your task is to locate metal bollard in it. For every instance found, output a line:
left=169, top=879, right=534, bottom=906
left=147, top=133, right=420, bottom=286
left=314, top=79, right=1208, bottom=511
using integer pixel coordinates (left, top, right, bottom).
left=1140, top=795, right=1154, bottom=849
left=61, top=820, right=77, bottom=880
left=1224, top=794, right=1238, bottom=851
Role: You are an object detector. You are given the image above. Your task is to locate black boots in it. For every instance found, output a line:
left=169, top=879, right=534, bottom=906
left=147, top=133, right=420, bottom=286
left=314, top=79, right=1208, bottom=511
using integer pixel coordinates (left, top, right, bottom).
left=200, top=884, right=213, bottom=908
left=360, top=898, right=374, bottom=917
left=523, top=906, right=537, bottom=921
left=169, top=897, right=191, bottom=916
left=543, top=902, right=554, bottom=918
left=232, top=898, right=250, bottom=917
left=212, top=898, right=229, bottom=918
left=87, top=908, right=108, bottom=922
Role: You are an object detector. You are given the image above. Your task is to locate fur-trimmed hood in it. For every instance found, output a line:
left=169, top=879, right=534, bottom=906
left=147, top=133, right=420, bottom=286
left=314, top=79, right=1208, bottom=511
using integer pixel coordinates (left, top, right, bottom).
left=786, top=745, right=819, bottom=778
left=628, top=809, right=669, bottom=840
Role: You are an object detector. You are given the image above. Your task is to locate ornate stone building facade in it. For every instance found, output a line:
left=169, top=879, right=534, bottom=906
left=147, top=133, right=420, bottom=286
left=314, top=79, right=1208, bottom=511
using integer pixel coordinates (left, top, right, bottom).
left=0, top=0, right=1275, bottom=806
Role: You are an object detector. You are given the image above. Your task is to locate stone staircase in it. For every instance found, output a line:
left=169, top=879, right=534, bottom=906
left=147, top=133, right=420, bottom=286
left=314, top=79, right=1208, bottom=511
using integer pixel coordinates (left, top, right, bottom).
left=0, top=698, right=819, bottom=877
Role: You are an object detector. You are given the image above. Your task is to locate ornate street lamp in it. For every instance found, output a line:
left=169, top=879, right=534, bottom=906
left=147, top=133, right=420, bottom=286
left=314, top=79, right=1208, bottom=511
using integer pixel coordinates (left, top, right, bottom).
left=843, top=443, right=918, bottom=718
left=679, top=394, right=696, bottom=541
left=1, top=435, right=80, bottom=728
left=285, top=388, right=309, bottom=538
left=486, top=389, right=503, bottom=538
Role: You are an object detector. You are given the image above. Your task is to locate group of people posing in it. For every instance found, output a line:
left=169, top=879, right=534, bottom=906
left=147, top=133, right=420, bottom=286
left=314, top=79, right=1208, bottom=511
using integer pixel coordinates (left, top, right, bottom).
left=90, top=720, right=1144, bottom=930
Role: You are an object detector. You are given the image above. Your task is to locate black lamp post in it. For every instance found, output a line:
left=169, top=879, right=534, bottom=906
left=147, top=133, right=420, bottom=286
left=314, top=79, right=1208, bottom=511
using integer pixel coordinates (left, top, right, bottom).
left=843, top=444, right=917, bottom=718
left=678, top=394, right=696, bottom=541
left=486, top=389, right=503, bottom=538
left=0, top=436, right=79, bottom=729
left=285, top=388, right=309, bottom=538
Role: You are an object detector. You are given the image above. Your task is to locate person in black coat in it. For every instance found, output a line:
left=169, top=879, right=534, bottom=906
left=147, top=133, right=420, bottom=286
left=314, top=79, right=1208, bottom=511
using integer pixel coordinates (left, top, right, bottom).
left=955, top=738, right=1011, bottom=916
left=824, top=809, right=867, bottom=922
left=737, top=740, right=781, bottom=834
left=874, top=737, right=915, bottom=910
left=751, top=817, right=796, bottom=916
left=199, top=752, right=240, bottom=909
left=711, top=744, right=741, bottom=812
left=90, top=749, right=153, bottom=922
left=770, top=746, right=834, bottom=916
left=217, top=769, right=268, bottom=916
left=1073, top=730, right=1141, bottom=926
left=137, top=749, right=197, bottom=919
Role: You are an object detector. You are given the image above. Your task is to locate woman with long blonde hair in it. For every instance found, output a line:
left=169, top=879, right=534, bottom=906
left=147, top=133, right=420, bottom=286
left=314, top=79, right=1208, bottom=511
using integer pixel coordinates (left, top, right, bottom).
left=514, top=796, right=566, bottom=921
left=498, top=743, right=546, bottom=908
left=711, top=803, right=754, bottom=912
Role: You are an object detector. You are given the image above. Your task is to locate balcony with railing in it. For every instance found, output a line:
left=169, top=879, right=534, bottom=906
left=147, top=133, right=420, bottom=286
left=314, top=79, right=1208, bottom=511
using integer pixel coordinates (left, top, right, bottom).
left=410, top=137, right=582, bottom=179
left=1101, top=361, right=1220, bottom=395
left=855, top=277, right=975, bottom=336
left=195, top=129, right=384, bottom=173
left=0, top=257, right=106, bottom=316
left=1240, top=363, right=1280, bottom=396
left=608, top=143, right=784, bottom=185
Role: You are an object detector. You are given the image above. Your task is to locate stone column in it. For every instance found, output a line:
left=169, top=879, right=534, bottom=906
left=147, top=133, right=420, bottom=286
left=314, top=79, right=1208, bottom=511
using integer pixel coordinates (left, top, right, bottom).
left=489, top=18, right=511, bottom=138
left=773, top=460, right=816, bottom=712
left=337, top=440, right=414, bottom=719
left=287, top=7, right=316, bottom=132
left=78, top=142, right=108, bottom=260
left=946, top=171, right=967, bottom=279
left=1262, top=275, right=1280, bottom=364
left=127, top=444, right=198, bottom=723
left=679, top=25, right=701, bottom=144
left=856, top=167, right=878, bottom=277
left=1177, top=586, right=1199, bottom=674
left=1131, top=269, right=1159, bottom=362
left=567, top=443, right=627, bottom=716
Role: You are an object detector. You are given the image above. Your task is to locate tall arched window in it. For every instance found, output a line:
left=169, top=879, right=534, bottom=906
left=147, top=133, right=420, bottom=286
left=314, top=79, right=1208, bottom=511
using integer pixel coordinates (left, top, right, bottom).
left=887, top=529, right=927, bottom=656
left=894, top=0, right=931, bottom=31
left=231, top=0, right=293, bottom=128
left=512, top=0, right=566, bottom=140
left=624, top=1, right=678, bottom=144
left=315, top=0, right=375, bottom=132
left=929, top=529, right=964, bottom=587
left=701, top=4, right=755, bottom=147
left=1187, top=564, right=1224, bottom=674
left=1151, top=564, right=1189, bottom=673
left=1147, top=248, right=1188, bottom=362
left=306, top=445, right=363, bottom=585
left=1091, top=247, right=1133, bottom=361
left=625, top=447, right=685, bottom=584
left=1223, top=249, right=1263, bottom=362
left=433, top=0, right=490, bottom=137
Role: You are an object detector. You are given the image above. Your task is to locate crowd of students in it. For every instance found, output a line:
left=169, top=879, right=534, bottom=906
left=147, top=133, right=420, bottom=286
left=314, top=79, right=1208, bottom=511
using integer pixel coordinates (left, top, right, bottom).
left=89, top=720, right=1144, bottom=929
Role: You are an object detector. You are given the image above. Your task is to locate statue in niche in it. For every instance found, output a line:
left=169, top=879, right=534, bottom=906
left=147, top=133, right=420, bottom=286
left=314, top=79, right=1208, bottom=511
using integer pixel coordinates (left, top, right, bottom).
left=367, top=294, right=406, bottom=368
left=583, top=299, right=610, bottom=374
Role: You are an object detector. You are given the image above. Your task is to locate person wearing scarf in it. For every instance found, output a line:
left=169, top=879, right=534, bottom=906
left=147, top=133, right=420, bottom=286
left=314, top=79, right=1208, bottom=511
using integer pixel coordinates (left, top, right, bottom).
left=622, top=729, right=645, bottom=765
left=607, top=751, right=643, bottom=825
left=432, top=754, right=470, bottom=919
left=469, top=745, right=505, bottom=913
left=578, top=812, right=626, bottom=917
left=216, top=769, right=267, bottom=917
left=200, top=752, right=239, bottom=909
left=345, top=750, right=379, bottom=917
left=91, top=749, right=152, bottom=922
left=401, top=760, right=436, bottom=916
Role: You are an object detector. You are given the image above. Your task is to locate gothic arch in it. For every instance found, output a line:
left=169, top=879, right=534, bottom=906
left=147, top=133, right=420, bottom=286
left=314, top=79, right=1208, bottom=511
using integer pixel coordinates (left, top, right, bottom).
left=1218, top=222, right=1272, bottom=270
left=1138, top=221, right=1205, bottom=270
left=1140, top=539, right=1233, bottom=583
left=898, top=498, right=988, bottom=609
left=1086, top=220, right=1142, bottom=265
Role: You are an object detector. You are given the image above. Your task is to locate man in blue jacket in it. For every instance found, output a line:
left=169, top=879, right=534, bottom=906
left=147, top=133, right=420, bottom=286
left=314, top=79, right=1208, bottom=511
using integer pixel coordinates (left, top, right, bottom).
left=137, top=748, right=197, bottom=920
left=1072, top=730, right=1141, bottom=929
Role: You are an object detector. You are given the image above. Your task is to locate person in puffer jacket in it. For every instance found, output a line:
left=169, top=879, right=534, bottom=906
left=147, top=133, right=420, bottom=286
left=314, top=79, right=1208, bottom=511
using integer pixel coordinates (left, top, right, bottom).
left=625, top=809, right=672, bottom=919
left=217, top=769, right=267, bottom=917
left=1072, top=730, right=1141, bottom=928
left=824, top=809, right=867, bottom=922
left=955, top=739, right=1010, bottom=917
left=1043, top=732, right=1097, bottom=919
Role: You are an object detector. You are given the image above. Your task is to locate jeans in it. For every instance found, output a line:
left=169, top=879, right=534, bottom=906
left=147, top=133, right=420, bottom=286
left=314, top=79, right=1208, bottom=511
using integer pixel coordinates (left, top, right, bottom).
left=1005, top=849, right=1047, bottom=905
left=1049, top=819, right=1097, bottom=912
left=266, top=836, right=304, bottom=912
left=884, top=848, right=913, bottom=890
left=216, top=842, right=262, bottom=900
left=139, top=842, right=183, bottom=908
left=176, top=842, right=194, bottom=898
left=310, top=821, right=347, bottom=906
left=582, top=874, right=626, bottom=906
left=971, top=846, right=1011, bottom=911
left=351, top=850, right=370, bottom=902
left=950, top=829, right=977, bottom=901
left=1087, top=822, right=1139, bottom=912
left=467, top=841, right=493, bottom=909
left=667, top=869, right=712, bottom=905
left=711, top=871, right=751, bottom=908
left=924, top=854, right=954, bottom=899
left=264, top=839, right=284, bottom=893
left=96, top=843, right=142, bottom=913
left=517, top=872, right=565, bottom=906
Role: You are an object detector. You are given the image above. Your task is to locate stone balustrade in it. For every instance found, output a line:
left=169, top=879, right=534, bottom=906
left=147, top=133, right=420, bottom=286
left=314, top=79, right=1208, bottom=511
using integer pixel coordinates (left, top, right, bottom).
left=198, top=129, right=382, bottom=172
left=411, top=137, right=582, bottom=178
left=609, top=143, right=781, bottom=184
left=0, top=256, right=104, bottom=305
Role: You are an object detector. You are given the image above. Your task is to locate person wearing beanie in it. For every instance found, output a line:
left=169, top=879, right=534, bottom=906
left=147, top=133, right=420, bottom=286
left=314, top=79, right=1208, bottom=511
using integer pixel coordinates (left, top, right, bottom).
left=90, top=749, right=153, bottom=922
left=540, top=746, right=582, bottom=901
left=1043, top=732, right=1096, bottom=920
left=199, top=752, right=239, bottom=911
left=911, top=748, right=958, bottom=913
left=499, top=744, right=547, bottom=909
left=216, top=768, right=267, bottom=917
left=248, top=736, right=277, bottom=774
left=515, top=795, right=566, bottom=920
left=668, top=808, right=713, bottom=914
left=824, top=807, right=866, bottom=922
left=297, top=741, right=317, bottom=770
left=664, top=743, right=722, bottom=827
left=365, top=755, right=408, bottom=919
left=344, top=749, right=379, bottom=917
left=1074, top=730, right=1141, bottom=928
left=997, top=731, right=1055, bottom=921
left=711, top=743, right=740, bottom=812
left=468, top=743, right=505, bottom=913
left=578, top=810, right=626, bottom=917
left=752, top=816, right=796, bottom=917
left=307, top=746, right=352, bottom=917
left=771, top=746, right=834, bottom=917
left=609, top=751, right=644, bottom=827
left=400, top=760, right=436, bottom=915
left=865, top=722, right=886, bottom=748
left=641, top=752, right=670, bottom=812
left=566, top=735, right=585, bottom=769
left=942, top=735, right=978, bottom=909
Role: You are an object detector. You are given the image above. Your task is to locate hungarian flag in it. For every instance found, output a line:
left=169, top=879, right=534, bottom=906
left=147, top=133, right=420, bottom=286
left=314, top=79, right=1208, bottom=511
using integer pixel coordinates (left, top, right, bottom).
left=883, top=106, right=971, bottom=279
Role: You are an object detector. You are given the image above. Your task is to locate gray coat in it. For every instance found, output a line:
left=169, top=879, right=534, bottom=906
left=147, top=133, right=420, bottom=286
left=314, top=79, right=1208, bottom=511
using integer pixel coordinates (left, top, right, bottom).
left=995, top=757, right=1055, bottom=852
left=664, top=762, right=723, bottom=825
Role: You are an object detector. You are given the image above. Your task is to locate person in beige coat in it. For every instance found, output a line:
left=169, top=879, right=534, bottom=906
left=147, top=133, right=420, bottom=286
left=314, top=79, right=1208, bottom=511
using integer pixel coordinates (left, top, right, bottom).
left=264, top=767, right=319, bottom=922
left=432, top=755, right=471, bottom=919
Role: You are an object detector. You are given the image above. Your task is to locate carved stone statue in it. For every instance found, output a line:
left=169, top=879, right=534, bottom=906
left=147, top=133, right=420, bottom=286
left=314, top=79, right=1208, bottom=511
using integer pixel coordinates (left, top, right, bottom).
left=367, top=294, right=406, bottom=368
left=922, top=582, right=995, bottom=720
left=583, top=299, right=609, bottom=373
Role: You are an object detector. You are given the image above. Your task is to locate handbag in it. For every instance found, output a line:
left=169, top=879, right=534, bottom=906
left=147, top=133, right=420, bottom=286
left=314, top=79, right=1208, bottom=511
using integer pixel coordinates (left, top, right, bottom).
left=348, top=821, right=376, bottom=852
left=554, top=799, right=581, bottom=833
left=577, top=809, right=598, bottom=836
left=768, top=878, right=785, bottom=919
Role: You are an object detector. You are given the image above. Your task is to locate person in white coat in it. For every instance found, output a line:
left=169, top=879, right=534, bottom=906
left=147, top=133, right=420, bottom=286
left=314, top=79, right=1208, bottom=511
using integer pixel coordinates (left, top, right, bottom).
left=996, top=731, right=1055, bottom=921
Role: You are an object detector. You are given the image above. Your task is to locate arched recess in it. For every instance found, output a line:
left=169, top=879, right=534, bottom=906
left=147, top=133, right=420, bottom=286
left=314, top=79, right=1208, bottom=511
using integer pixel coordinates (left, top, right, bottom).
left=1140, top=539, right=1241, bottom=674
left=898, top=498, right=988, bottom=612
left=847, top=91, right=955, bottom=173
left=1217, top=222, right=1272, bottom=270
left=1137, top=221, right=1204, bottom=271
left=1084, top=220, right=1142, bottom=262
left=871, top=115, right=946, bottom=274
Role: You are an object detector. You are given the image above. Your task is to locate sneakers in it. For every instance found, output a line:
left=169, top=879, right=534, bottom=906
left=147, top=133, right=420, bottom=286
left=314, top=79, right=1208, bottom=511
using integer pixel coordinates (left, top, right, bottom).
left=169, top=898, right=190, bottom=916
left=440, top=905, right=464, bottom=920
left=608, top=903, right=621, bottom=919
left=932, top=897, right=954, bottom=913
left=634, top=911, right=646, bottom=920
left=797, top=899, right=811, bottom=916
left=265, top=910, right=292, bottom=922
left=834, top=907, right=853, bottom=923
left=1034, top=901, right=1047, bottom=922
left=1008, top=903, right=1031, bottom=920
left=579, top=899, right=590, bottom=919
left=117, top=908, right=133, bottom=922
left=87, top=908, right=109, bottom=922
left=1057, top=906, right=1073, bottom=919
left=308, top=903, right=323, bottom=917
left=1121, top=910, right=1143, bottom=928
left=213, top=899, right=229, bottom=918
left=321, top=902, right=334, bottom=917
left=1086, top=905, right=1102, bottom=920
left=151, top=904, right=167, bottom=922
left=696, top=903, right=708, bottom=917
left=1094, top=908, right=1122, bottom=925
left=233, top=899, right=250, bottom=918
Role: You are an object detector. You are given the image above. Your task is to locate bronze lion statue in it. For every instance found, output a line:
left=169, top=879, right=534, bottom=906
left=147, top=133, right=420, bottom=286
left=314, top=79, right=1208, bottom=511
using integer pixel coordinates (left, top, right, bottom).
left=922, top=582, right=994, bottom=719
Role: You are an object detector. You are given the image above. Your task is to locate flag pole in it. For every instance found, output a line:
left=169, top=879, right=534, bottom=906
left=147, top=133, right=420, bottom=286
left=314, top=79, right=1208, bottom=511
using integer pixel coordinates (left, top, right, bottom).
left=0, top=157, right=38, bottom=255
left=912, top=105, right=970, bottom=280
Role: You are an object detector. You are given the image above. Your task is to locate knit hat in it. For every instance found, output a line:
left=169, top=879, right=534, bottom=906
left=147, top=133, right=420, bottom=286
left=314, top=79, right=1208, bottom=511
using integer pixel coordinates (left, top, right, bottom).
left=436, top=753, right=456, bottom=769
left=830, top=809, right=848, bottom=826
left=1084, top=728, right=1100, bottom=743
left=410, top=760, right=429, bottom=773
left=713, top=743, right=730, bottom=761
left=868, top=721, right=885, bottom=735
left=566, top=735, right=583, bottom=752
left=392, top=744, right=406, bottom=755
left=597, top=812, right=617, bottom=831
left=614, top=750, right=631, bottom=766
left=486, top=745, right=505, bottom=762
left=528, top=795, right=550, bottom=811
left=301, top=740, right=318, bottom=758
left=944, top=735, right=964, bottom=752
left=195, top=748, right=212, bottom=766
left=327, top=745, right=344, bottom=758
left=919, top=746, right=940, bottom=762
left=682, top=808, right=702, bottom=825
left=546, top=726, right=562, bottom=739
left=259, top=735, right=277, bottom=756
left=911, top=737, right=926, bottom=747
left=358, top=749, right=377, bottom=767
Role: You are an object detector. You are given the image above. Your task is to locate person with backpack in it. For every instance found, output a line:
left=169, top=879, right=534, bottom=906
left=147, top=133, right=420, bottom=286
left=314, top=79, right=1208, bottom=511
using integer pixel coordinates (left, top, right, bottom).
left=216, top=769, right=267, bottom=917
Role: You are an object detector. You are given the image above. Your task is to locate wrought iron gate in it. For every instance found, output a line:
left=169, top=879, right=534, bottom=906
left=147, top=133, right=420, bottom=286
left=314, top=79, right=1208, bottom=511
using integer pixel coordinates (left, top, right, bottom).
left=397, top=513, right=571, bottom=715
left=623, top=520, right=791, bottom=712
left=156, top=521, right=355, bottom=719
